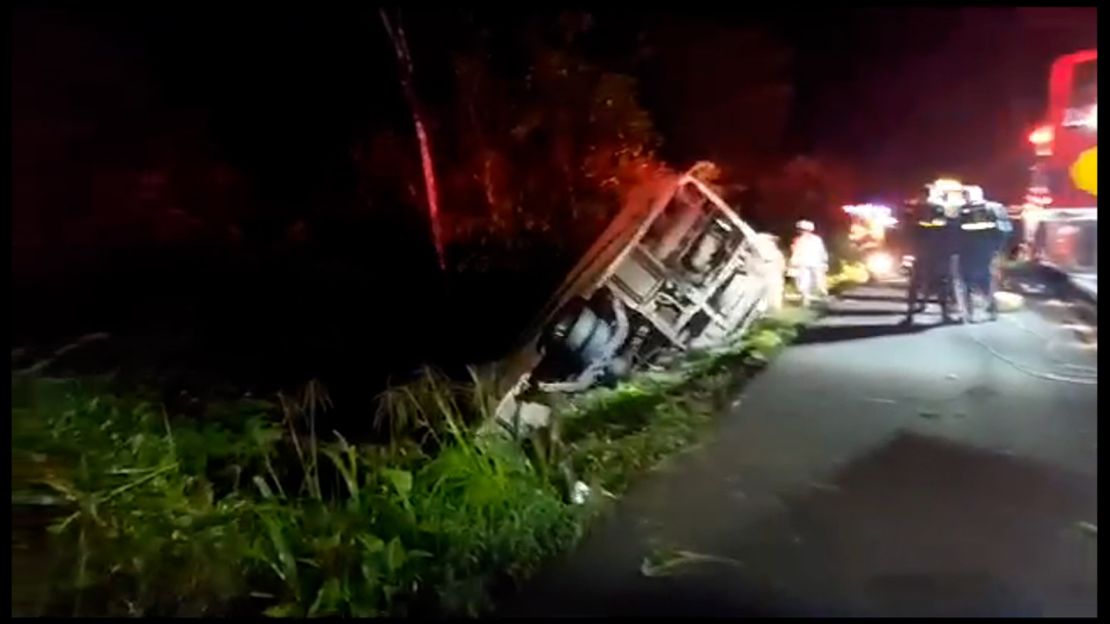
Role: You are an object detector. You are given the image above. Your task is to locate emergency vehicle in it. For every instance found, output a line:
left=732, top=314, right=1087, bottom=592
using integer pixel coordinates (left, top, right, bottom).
left=842, top=203, right=903, bottom=280
left=1023, top=49, right=1097, bottom=276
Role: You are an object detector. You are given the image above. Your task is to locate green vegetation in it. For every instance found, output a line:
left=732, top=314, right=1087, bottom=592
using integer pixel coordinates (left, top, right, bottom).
left=828, top=261, right=870, bottom=295
left=11, top=310, right=810, bottom=618
left=11, top=375, right=578, bottom=617
left=550, top=309, right=811, bottom=496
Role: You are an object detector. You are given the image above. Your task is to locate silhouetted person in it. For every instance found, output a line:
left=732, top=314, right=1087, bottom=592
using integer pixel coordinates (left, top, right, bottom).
left=957, top=201, right=1011, bottom=322
left=904, top=203, right=952, bottom=324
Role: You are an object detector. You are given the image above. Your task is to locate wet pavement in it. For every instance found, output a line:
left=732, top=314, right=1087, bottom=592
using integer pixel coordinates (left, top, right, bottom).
left=501, top=279, right=1097, bottom=617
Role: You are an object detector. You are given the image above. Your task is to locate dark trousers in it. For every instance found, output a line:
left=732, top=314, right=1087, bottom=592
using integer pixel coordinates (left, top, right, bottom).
left=906, top=261, right=950, bottom=321
left=960, top=251, right=1000, bottom=318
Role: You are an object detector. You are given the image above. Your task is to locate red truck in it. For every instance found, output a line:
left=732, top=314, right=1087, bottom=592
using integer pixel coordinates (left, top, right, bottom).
left=1022, top=49, right=1097, bottom=285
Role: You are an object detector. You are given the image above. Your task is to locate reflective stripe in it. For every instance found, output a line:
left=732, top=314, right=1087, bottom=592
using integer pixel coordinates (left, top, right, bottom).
left=961, top=222, right=998, bottom=231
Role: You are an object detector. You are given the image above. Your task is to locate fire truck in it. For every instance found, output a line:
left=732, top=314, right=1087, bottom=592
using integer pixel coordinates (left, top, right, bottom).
left=1022, top=49, right=1097, bottom=288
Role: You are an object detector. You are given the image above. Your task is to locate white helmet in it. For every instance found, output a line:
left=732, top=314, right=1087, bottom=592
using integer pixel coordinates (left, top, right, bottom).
left=796, top=219, right=815, bottom=232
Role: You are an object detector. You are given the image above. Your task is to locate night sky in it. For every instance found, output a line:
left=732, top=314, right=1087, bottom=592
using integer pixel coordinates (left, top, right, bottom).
left=14, top=6, right=1098, bottom=246
left=627, top=7, right=1097, bottom=202
left=786, top=7, right=1097, bottom=203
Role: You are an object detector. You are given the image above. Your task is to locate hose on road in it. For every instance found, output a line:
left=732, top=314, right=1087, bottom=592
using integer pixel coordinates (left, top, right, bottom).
left=963, top=325, right=1098, bottom=386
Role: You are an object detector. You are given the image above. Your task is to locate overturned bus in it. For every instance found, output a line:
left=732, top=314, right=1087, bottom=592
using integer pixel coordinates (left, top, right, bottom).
left=491, top=166, right=784, bottom=431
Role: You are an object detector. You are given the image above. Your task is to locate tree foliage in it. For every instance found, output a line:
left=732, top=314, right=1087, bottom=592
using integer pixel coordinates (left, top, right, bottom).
left=750, top=155, right=856, bottom=242
left=392, top=11, right=664, bottom=272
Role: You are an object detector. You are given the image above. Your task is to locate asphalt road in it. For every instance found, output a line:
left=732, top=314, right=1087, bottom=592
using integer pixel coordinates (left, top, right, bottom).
left=501, top=279, right=1098, bottom=617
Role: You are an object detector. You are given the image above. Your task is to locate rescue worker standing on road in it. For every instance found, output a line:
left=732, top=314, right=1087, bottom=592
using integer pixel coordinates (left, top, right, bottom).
left=939, top=197, right=965, bottom=318
left=789, top=220, right=829, bottom=307
left=903, top=200, right=952, bottom=324
left=957, top=199, right=1012, bottom=322
left=990, top=200, right=1015, bottom=279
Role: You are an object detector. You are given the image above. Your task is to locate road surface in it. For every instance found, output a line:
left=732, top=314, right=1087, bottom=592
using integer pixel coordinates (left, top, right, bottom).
left=501, top=279, right=1097, bottom=617
left=1068, top=271, right=1097, bottom=301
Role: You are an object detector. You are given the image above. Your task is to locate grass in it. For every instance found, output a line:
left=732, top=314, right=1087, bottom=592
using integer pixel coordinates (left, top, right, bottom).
left=10, top=308, right=811, bottom=617
left=11, top=374, right=579, bottom=617
left=11, top=375, right=266, bottom=616
left=547, top=308, right=812, bottom=497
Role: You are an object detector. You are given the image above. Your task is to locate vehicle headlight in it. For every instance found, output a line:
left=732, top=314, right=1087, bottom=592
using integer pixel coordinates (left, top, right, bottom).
left=866, top=251, right=894, bottom=276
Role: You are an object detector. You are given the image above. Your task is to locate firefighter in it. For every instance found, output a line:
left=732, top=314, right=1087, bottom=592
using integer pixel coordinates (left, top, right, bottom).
left=939, top=198, right=967, bottom=319
left=957, top=201, right=1010, bottom=322
left=903, top=202, right=952, bottom=324
left=990, top=201, right=1015, bottom=262
left=789, top=220, right=829, bottom=307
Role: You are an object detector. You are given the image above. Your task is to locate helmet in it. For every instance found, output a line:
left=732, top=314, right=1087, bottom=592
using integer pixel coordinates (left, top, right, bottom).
left=796, top=219, right=815, bottom=232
